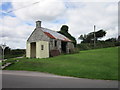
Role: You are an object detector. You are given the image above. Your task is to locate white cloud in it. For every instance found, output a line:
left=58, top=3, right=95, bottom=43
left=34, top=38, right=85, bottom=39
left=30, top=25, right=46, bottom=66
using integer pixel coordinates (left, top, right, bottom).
left=1, top=1, right=118, bottom=49
left=3, top=0, right=119, bottom=2
left=0, top=16, right=34, bottom=49
left=64, top=2, right=118, bottom=41
left=11, top=0, right=66, bottom=22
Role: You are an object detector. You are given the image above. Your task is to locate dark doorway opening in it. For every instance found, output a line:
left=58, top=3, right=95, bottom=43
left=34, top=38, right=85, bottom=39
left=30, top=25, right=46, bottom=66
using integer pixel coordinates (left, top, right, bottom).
left=30, top=42, right=36, bottom=58
left=61, top=41, right=67, bottom=53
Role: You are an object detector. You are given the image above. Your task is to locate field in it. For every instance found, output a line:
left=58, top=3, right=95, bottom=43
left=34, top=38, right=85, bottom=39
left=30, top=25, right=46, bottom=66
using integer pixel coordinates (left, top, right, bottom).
left=4, top=47, right=118, bottom=80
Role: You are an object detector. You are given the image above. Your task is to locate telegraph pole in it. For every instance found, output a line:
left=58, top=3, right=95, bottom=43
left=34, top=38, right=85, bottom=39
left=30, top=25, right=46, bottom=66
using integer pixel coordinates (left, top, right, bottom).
left=94, top=25, right=96, bottom=48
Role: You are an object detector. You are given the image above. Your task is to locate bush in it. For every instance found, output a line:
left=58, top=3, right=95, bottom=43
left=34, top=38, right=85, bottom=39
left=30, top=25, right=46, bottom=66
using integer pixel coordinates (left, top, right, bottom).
left=77, top=43, right=94, bottom=51
left=69, top=48, right=79, bottom=54
left=115, top=42, right=120, bottom=46
left=77, top=42, right=118, bottom=51
left=4, top=49, right=25, bottom=59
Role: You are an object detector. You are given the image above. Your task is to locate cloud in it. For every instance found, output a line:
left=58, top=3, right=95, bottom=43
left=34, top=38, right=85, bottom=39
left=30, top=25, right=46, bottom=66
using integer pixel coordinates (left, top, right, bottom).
left=0, top=16, right=34, bottom=49
left=3, top=0, right=119, bottom=2
left=0, top=1, right=118, bottom=49
left=10, top=0, right=66, bottom=22
left=64, top=2, right=118, bottom=41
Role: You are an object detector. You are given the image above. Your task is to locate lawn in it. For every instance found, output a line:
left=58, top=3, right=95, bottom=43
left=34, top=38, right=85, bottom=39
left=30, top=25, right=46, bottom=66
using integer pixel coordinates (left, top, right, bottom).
left=0, top=61, right=1, bottom=66
left=4, top=47, right=118, bottom=80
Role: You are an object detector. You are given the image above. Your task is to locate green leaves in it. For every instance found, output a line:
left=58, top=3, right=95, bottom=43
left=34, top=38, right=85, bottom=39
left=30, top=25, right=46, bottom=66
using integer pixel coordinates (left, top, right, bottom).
left=58, top=25, right=77, bottom=46
left=78, top=29, right=106, bottom=43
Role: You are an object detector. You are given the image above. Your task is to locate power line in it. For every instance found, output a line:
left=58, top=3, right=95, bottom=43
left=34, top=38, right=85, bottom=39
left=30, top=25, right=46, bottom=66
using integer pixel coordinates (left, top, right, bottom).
left=3, top=1, right=40, bottom=14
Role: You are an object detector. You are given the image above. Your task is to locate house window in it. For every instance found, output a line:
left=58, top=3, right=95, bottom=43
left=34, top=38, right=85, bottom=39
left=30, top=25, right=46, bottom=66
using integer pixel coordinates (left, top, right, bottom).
left=55, top=40, right=57, bottom=47
left=41, top=45, right=44, bottom=50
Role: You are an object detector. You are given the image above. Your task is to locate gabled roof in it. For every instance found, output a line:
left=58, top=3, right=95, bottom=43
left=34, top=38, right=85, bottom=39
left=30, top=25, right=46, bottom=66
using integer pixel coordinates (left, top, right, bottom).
left=44, top=32, right=56, bottom=39
left=41, top=27, right=71, bottom=42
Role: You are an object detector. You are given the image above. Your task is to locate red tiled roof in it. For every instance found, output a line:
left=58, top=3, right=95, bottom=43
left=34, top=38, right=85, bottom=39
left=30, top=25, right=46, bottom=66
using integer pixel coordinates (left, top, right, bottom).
left=44, top=32, right=56, bottom=39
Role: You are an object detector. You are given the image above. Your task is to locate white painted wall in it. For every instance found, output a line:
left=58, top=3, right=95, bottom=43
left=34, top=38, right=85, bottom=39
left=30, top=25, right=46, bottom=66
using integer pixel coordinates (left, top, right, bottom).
left=36, top=41, right=49, bottom=58
left=26, top=42, right=30, bottom=58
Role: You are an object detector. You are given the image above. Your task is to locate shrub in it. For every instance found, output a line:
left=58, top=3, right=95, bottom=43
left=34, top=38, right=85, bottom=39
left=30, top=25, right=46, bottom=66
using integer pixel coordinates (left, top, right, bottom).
left=69, top=48, right=79, bottom=54
left=77, top=42, right=119, bottom=51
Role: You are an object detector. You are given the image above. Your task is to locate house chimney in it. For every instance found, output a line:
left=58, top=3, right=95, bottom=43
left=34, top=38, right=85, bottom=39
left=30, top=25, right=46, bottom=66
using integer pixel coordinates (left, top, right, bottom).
left=36, top=21, right=41, bottom=28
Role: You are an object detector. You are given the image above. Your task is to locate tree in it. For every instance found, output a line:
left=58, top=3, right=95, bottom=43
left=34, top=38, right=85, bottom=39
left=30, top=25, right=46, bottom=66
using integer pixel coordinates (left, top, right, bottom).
left=95, top=30, right=106, bottom=41
left=105, top=38, right=117, bottom=42
left=4, top=46, right=11, bottom=55
left=78, top=35, right=84, bottom=40
left=58, top=25, right=77, bottom=47
left=78, top=34, right=88, bottom=43
left=60, top=25, right=68, bottom=32
left=78, top=29, right=106, bottom=43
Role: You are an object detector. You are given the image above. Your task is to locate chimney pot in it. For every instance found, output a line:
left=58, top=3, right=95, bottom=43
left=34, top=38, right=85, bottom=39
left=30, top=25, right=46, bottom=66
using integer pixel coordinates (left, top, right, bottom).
left=36, top=21, right=41, bottom=28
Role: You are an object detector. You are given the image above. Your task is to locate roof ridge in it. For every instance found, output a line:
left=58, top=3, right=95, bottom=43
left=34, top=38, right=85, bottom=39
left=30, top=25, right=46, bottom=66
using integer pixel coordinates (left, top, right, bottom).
left=41, top=27, right=58, bottom=32
left=40, top=27, right=71, bottom=42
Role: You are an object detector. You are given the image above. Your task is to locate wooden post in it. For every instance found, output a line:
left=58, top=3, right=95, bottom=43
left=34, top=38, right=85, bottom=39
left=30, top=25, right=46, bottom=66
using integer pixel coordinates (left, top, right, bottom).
left=94, top=25, right=96, bottom=48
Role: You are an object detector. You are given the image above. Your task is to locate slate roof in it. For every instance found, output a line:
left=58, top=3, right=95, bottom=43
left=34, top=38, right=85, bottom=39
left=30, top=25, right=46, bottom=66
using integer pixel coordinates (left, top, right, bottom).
left=41, top=27, right=71, bottom=42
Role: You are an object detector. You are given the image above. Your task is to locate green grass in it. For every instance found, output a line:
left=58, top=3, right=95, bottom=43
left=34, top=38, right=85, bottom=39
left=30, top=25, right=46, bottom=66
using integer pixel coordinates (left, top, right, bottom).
left=0, top=62, right=2, bottom=66
left=4, top=47, right=118, bottom=80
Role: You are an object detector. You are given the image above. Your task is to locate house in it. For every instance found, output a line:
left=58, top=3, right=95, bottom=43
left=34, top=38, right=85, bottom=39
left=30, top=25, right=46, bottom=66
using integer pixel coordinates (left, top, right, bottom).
left=26, top=21, right=74, bottom=58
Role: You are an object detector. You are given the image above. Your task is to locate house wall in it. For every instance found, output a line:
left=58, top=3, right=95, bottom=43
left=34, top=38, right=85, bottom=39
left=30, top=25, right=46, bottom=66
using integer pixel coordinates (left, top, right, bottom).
left=27, top=28, right=50, bottom=43
left=68, top=42, right=74, bottom=49
left=49, top=39, right=61, bottom=53
left=49, top=39, right=74, bottom=54
left=26, top=42, right=30, bottom=58
left=49, top=39, right=54, bottom=50
left=36, top=41, right=49, bottom=58
left=67, top=42, right=74, bottom=53
left=57, top=40, right=62, bottom=53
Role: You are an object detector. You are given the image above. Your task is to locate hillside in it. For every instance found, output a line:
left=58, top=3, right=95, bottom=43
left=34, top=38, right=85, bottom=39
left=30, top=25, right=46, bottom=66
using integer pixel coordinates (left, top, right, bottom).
left=4, top=47, right=118, bottom=80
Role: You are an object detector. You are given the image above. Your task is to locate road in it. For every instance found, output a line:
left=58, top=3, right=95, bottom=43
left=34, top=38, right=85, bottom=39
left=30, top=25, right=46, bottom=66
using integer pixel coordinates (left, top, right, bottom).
left=2, top=70, right=118, bottom=88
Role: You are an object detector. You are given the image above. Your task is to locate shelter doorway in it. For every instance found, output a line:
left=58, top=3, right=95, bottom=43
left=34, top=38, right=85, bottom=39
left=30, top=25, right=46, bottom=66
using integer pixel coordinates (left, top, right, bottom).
left=30, top=42, right=36, bottom=58
left=61, top=41, right=67, bottom=53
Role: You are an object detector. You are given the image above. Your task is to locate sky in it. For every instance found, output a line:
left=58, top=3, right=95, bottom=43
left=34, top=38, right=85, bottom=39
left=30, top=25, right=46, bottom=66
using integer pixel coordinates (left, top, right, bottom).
left=0, top=0, right=119, bottom=49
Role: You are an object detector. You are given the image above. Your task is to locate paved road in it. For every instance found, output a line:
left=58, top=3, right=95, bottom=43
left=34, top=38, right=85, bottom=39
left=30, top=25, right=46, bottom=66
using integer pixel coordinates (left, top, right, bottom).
left=2, top=70, right=118, bottom=88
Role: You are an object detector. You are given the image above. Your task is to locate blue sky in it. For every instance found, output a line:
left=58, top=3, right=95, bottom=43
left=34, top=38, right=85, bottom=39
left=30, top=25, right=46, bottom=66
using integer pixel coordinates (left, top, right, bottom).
left=1, top=2, right=15, bottom=18
left=0, top=0, right=118, bottom=49
left=2, top=2, right=12, bottom=11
